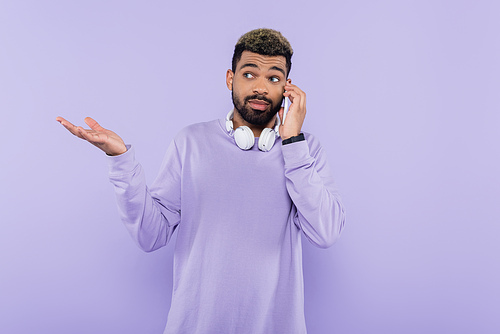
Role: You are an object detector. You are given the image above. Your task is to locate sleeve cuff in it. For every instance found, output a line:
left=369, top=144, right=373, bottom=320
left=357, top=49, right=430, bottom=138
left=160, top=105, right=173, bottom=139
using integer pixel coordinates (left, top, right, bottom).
left=281, top=138, right=313, bottom=167
left=107, top=144, right=138, bottom=175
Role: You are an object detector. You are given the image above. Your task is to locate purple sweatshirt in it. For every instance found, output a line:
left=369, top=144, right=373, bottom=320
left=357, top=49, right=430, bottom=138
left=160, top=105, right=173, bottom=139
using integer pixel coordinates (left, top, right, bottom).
left=107, top=118, right=345, bottom=334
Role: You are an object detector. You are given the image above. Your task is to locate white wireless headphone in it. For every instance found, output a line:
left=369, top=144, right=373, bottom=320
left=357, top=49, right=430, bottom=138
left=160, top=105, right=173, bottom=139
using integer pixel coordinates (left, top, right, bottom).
left=225, top=109, right=279, bottom=152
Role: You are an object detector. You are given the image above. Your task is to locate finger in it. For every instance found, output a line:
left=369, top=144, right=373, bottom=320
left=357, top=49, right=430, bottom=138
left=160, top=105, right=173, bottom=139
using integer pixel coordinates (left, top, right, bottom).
left=284, top=82, right=300, bottom=91
left=58, top=119, right=85, bottom=138
left=284, top=84, right=304, bottom=97
left=300, top=92, right=306, bottom=111
left=56, top=116, right=69, bottom=124
left=284, top=84, right=306, bottom=103
left=76, top=126, right=96, bottom=140
left=84, top=117, right=105, bottom=132
left=56, top=116, right=75, bottom=128
left=284, top=86, right=303, bottom=96
left=284, top=90, right=300, bottom=104
left=286, top=89, right=306, bottom=109
left=79, top=128, right=108, bottom=144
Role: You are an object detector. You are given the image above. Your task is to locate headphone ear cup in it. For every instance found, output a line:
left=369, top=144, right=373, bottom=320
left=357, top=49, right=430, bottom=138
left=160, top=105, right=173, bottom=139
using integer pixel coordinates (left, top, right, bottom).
left=226, top=119, right=233, bottom=132
left=234, top=126, right=255, bottom=150
left=258, top=128, right=276, bottom=152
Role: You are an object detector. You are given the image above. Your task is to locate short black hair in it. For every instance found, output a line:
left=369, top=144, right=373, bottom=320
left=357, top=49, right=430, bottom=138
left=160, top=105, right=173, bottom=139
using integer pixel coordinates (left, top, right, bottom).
left=232, top=28, right=293, bottom=77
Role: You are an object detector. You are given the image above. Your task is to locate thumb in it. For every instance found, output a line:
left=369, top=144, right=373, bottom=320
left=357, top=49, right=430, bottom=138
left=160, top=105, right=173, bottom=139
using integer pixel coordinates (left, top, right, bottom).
left=84, top=117, right=105, bottom=131
left=278, top=107, right=284, bottom=124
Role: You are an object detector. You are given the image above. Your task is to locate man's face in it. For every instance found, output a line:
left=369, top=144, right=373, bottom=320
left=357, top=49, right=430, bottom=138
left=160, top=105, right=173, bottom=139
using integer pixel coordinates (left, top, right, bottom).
left=227, top=51, right=288, bottom=126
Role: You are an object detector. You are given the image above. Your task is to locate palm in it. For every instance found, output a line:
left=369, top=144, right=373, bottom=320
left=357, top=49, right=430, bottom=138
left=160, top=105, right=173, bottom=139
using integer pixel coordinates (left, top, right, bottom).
left=56, top=116, right=127, bottom=156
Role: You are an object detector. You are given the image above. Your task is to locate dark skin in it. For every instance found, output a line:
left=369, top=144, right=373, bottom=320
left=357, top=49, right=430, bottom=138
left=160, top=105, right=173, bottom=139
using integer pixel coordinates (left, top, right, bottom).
left=226, top=51, right=307, bottom=140
left=56, top=51, right=307, bottom=154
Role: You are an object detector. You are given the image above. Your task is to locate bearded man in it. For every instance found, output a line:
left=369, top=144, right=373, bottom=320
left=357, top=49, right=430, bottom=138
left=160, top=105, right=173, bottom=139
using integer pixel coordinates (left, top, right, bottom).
left=57, top=28, right=345, bottom=334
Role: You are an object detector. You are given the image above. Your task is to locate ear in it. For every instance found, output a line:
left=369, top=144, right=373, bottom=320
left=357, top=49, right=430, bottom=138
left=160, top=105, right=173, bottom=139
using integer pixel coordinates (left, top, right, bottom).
left=287, top=79, right=292, bottom=84
left=226, top=69, right=234, bottom=91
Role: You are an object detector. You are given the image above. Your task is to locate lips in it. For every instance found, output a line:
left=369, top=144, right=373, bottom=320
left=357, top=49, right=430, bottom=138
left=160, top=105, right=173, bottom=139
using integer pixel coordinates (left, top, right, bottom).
left=247, top=99, right=270, bottom=111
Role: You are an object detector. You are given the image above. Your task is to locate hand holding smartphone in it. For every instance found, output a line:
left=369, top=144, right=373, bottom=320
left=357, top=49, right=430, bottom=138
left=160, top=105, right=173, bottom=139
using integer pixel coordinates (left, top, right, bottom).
left=279, top=81, right=307, bottom=140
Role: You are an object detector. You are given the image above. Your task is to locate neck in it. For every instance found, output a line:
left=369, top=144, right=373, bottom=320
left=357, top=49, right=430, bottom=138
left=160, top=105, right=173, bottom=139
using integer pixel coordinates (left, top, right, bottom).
left=232, top=110, right=277, bottom=137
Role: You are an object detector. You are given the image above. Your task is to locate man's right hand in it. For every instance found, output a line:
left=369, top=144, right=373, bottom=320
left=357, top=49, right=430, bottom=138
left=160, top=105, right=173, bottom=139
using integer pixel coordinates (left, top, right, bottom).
left=56, top=116, right=128, bottom=156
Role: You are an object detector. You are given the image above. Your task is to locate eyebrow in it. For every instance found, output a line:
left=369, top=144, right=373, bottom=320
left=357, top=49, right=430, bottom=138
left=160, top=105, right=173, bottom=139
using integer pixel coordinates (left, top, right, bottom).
left=240, top=63, right=286, bottom=77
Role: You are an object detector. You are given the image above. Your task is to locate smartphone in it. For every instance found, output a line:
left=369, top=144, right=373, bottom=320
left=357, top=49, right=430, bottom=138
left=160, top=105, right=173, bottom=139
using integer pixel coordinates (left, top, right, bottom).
left=282, top=95, right=290, bottom=125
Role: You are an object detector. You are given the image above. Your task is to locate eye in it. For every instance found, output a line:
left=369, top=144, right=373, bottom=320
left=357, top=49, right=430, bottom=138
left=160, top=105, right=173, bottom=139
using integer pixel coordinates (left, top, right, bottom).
left=269, top=76, right=280, bottom=83
left=243, top=73, right=254, bottom=79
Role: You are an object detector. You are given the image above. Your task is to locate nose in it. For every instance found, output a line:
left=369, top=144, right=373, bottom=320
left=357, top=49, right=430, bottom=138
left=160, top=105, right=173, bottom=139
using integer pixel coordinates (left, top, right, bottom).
left=252, top=77, right=268, bottom=95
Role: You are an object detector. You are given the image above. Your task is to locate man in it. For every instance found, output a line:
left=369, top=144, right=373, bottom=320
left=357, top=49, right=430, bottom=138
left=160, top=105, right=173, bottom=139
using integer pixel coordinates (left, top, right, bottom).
left=57, top=28, right=345, bottom=334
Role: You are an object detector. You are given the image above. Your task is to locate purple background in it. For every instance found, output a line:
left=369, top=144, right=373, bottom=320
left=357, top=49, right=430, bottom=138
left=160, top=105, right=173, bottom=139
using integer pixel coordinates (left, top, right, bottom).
left=1, top=1, right=499, bottom=333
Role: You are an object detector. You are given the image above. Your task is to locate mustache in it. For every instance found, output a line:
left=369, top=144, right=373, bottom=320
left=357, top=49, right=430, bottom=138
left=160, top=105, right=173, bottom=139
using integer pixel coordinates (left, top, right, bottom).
left=244, top=94, right=273, bottom=105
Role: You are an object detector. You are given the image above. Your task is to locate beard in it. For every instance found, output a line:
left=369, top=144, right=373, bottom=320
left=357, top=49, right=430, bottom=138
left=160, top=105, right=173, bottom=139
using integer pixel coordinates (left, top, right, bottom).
left=232, top=90, right=283, bottom=126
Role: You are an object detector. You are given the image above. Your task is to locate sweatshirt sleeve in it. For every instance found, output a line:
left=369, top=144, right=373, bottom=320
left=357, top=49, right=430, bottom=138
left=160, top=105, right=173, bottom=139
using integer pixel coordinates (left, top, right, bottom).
left=107, top=143, right=181, bottom=252
left=281, top=135, right=346, bottom=248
